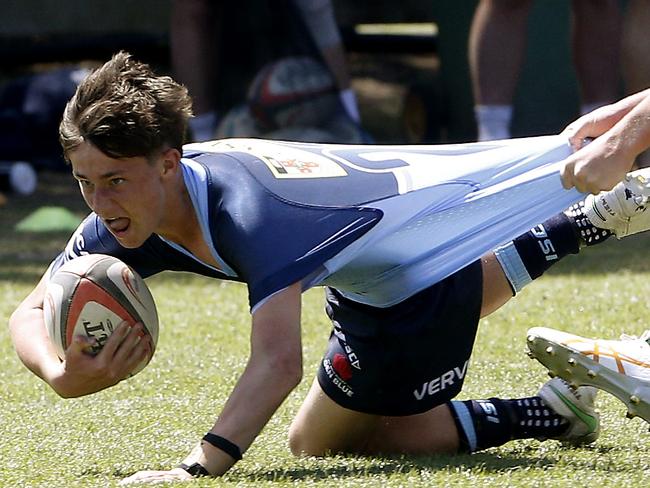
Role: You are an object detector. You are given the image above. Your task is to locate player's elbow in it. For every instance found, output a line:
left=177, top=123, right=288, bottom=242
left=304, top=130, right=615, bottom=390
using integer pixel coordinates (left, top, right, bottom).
left=264, top=348, right=303, bottom=390
left=8, top=306, right=24, bottom=335
left=275, top=351, right=303, bottom=389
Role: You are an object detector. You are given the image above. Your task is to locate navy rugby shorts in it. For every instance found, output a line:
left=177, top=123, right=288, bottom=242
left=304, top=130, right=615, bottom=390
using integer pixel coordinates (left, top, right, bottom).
left=317, top=260, right=483, bottom=416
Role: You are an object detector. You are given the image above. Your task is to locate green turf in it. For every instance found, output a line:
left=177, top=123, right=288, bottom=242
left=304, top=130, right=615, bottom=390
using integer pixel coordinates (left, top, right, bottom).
left=1, top=172, right=650, bottom=487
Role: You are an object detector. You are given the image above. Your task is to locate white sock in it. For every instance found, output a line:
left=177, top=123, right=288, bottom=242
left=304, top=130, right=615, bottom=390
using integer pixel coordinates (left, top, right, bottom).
left=474, top=104, right=513, bottom=141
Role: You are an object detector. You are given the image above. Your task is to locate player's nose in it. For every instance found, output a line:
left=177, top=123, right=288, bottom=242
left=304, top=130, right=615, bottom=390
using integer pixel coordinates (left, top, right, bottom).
left=90, top=187, right=117, bottom=215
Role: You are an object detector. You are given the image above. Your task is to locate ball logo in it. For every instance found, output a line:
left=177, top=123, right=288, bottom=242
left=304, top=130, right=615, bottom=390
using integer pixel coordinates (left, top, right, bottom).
left=121, top=267, right=145, bottom=307
left=82, top=316, right=114, bottom=355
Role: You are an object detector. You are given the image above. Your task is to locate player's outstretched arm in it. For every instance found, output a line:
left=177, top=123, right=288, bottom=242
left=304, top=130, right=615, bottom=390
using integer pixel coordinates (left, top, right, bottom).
left=9, top=271, right=151, bottom=398
left=561, top=88, right=650, bottom=193
left=120, top=282, right=304, bottom=484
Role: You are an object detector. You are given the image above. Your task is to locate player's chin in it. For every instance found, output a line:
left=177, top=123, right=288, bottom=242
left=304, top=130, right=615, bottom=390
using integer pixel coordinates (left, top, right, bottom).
left=110, top=228, right=149, bottom=248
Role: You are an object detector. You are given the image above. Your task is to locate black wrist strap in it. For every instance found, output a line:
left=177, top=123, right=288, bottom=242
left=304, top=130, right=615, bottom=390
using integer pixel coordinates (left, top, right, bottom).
left=178, top=462, right=210, bottom=477
left=202, top=433, right=243, bottom=461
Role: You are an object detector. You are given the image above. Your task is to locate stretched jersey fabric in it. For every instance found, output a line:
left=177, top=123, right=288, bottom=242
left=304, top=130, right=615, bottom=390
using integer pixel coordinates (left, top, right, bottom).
left=51, top=136, right=583, bottom=312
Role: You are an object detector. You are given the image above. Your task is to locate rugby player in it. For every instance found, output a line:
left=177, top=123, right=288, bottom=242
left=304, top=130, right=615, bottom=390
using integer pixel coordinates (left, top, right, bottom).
left=8, top=53, right=650, bottom=483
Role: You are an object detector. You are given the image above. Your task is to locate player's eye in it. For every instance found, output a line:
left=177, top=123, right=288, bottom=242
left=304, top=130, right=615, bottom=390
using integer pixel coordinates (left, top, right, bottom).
left=109, top=178, right=125, bottom=186
left=78, top=179, right=93, bottom=188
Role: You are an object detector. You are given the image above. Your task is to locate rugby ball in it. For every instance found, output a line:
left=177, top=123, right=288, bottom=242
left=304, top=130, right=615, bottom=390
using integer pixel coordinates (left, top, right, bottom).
left=43, top=254, right=159, bottom=376
left=247, top=56, right=339, bottom=130
left=214, top=103, right=262, bottom=139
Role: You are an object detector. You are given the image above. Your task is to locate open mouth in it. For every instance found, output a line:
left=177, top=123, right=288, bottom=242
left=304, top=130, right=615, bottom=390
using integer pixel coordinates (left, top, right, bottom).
left=105, top=217, right=130, bottom=235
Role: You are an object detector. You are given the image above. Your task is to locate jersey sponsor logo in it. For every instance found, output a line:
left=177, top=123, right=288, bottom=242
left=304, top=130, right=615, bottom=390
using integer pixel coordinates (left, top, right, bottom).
left=323, top=357, right=354, bottom=397
left=262, top=155, right=347, bottom=178
left=198, top=139, right=348, bottom=179
left=413, top=360, right=469, bottom=401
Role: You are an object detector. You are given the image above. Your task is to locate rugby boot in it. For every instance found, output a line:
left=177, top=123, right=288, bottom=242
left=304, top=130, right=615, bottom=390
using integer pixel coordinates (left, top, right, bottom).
left=583, top=167, right=650, bottom=239
left=538, top=377, right=599, bottom=445
left=527, top=327, right=650, bottom=424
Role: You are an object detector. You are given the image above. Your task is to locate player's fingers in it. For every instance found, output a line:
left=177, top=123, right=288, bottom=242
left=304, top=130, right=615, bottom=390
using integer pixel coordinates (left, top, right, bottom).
left=562, top=125, right=580, bottom=151
left=66, top=334, right=97, bottom=357
left=560, top=162, right=575, bottom=190
left=113, top=322, right=144, bottom=357
left=98, top=321, right=133, bottom=357
left=112, top=323, right=151, bottom=372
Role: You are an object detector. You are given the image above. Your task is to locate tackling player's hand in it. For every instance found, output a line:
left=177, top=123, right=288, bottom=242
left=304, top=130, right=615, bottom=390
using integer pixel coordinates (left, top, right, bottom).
left=50, top=321, right=152, bottom=398
left=560, top=135, right=635, bottom=194
left=562, top=103, right=623, bottom=152
left=560, top=104, right=637, bottom=193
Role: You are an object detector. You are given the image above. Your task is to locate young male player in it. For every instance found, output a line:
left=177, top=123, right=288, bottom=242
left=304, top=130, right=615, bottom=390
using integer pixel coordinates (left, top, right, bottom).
left=8, top=52, right=650, bottom=483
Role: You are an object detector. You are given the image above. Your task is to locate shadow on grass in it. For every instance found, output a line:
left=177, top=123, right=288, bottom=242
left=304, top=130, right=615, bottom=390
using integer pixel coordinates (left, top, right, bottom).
left=223, top=451, right=557, bottom=482
left=107, top=452, right=555, bottom=483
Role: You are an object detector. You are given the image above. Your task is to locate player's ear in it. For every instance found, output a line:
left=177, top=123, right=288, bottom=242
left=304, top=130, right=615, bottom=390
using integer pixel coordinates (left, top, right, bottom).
left=160, top=147, right=181, bottom=175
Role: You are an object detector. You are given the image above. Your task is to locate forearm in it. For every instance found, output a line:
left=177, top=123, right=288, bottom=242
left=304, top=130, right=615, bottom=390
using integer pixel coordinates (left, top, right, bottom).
left=9, top=293, right=63, bottom=387
left=605, top=94, right=650, bottom=161
left=610, top=88, right=650, bottom=119
left=182, top=282, right=303, bottom=476
left=182, top=355, right=302, bottom=475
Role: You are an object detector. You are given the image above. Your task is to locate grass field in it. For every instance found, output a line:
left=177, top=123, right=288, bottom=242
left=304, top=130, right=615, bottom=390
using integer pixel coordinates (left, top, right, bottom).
left=2, top=172, right=650, bottom=487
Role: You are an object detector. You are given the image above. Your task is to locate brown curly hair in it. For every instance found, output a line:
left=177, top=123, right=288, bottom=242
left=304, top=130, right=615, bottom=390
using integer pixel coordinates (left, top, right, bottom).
left=59, top=51, right=193, bottom=161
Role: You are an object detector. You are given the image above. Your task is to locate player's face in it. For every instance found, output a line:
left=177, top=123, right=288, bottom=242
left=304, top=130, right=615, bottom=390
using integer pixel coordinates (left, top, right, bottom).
left=69, top=142, right=173, bottom=248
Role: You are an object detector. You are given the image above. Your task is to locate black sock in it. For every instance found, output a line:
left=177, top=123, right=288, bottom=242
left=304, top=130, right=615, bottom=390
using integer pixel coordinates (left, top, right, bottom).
left=496, top=207, right=614, bottom=294
left=510, top=213, right=581, bottom=280
left=449, top=397, right=567, bottom=452
left=564, top=201, right=613, bottom=246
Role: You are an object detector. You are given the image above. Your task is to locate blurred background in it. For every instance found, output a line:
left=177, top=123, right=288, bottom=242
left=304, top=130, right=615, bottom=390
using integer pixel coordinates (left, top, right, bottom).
left=0, top=0, right=639, bottom=204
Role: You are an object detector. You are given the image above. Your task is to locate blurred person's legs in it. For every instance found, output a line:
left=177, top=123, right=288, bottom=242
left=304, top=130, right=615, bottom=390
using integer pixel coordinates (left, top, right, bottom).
left=292, top=0, right=360, bottom=123
left=468, top=0, right=533, bottom=141
left=571, top=0, right=621, bottom=115
left=622, top=0, right=650, bottom=94
left=170, top=0, right=222, bottom=141
left=621, top=0, right=650, bottom=167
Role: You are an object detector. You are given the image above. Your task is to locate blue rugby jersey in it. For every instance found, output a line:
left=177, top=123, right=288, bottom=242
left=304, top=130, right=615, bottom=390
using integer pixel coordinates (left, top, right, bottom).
left=50, top=136, right=583, bottom=311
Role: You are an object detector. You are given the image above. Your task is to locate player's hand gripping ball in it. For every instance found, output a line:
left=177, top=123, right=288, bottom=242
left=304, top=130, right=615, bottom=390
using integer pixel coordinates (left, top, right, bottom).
left=43, top=254, right=159, bottom=376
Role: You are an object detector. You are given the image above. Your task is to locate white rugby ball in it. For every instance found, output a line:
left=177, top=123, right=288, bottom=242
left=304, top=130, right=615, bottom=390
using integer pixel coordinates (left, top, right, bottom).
left=43, top=254, right=159, bottom=376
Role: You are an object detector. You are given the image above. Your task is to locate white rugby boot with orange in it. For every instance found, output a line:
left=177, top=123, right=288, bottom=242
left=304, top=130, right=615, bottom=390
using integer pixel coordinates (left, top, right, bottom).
left=527, top=327, right=650, bottom=423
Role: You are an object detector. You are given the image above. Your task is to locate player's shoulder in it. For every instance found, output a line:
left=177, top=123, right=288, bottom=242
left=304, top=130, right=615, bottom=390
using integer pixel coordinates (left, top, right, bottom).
left=62, top=213, right=112, bottom=260
left=52, top=213, right=168, bottom=278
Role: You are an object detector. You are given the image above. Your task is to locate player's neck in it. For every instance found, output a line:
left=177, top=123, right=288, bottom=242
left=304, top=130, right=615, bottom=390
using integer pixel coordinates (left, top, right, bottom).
left=157, top=174, right=199, bottom=243
left=156, top=175, right=217, bottom=267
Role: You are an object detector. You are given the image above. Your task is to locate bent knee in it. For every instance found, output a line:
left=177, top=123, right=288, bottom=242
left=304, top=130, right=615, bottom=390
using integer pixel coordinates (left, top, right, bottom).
left=288, top=423, right=332, bottom=457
